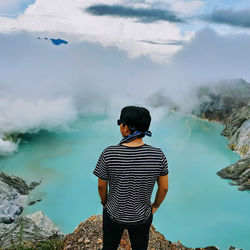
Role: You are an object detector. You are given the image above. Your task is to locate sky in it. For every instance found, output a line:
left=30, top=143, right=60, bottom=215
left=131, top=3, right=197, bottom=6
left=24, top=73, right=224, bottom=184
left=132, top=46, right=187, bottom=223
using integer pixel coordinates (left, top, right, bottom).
left=1, top=0, right=250, bottom=61
left=0, top=0, right=250, bottom=154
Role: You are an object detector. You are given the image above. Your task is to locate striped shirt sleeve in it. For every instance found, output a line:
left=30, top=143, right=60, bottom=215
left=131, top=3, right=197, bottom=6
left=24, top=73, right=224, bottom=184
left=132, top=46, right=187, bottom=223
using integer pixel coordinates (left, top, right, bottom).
left=93, top=150, right=109, bottom=181
left=160, top=150, right=169, bottom=176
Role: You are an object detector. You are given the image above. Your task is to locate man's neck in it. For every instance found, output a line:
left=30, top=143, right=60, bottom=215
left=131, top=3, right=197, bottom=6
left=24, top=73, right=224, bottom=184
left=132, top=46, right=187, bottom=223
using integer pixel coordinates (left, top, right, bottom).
left=121, top=138, right=144, bottom=147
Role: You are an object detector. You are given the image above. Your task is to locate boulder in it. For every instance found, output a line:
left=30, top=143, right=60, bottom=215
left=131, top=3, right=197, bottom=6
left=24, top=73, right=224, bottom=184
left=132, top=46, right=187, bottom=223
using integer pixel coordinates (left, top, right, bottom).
left=29, top=179, right=42, bottom=191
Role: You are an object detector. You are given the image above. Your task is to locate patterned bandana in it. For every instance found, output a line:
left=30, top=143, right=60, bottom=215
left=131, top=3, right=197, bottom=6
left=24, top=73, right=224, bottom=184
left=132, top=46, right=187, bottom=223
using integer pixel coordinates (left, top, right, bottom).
left=119, top=130, right=152, bottom=144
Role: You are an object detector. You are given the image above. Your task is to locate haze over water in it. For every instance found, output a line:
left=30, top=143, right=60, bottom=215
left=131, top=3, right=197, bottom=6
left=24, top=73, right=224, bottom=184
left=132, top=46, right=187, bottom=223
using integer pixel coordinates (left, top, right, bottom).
left=0, top=111, right=248, bottom=250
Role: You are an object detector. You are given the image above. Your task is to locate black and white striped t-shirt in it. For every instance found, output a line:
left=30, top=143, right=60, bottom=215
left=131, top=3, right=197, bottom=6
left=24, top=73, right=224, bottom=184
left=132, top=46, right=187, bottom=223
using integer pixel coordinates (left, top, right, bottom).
left=93, top=143, right=169, bottom=224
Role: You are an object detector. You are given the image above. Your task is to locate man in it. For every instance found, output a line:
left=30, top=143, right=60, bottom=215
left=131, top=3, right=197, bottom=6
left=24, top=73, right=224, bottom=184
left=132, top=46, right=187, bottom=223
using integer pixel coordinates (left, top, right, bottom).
left=93, top=106, right=169, bottom=250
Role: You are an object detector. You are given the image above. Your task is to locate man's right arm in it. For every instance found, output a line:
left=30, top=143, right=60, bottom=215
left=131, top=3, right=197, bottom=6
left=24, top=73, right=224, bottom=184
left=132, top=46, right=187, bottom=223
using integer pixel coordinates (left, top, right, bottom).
left=152, top=174, right=168, bottom=214
left=98, top=178, right=108, bottom=205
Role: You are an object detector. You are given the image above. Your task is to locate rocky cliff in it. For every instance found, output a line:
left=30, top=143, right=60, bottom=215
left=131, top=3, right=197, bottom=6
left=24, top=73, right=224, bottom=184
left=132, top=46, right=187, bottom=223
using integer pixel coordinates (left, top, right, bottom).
left=192, top=79, right=250, bottom=191
left=0, top=172, right=42, bottom=224
left=0, top=172, right=64, bottom=249
left=0, top=210, right=64, bottom=249
left=63, top=215, right=218, bottom=250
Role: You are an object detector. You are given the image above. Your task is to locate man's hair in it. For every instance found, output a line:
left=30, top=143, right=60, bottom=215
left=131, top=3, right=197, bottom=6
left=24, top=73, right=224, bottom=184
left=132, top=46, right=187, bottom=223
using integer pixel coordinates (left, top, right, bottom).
left=120, top=106, right=151, bottom=138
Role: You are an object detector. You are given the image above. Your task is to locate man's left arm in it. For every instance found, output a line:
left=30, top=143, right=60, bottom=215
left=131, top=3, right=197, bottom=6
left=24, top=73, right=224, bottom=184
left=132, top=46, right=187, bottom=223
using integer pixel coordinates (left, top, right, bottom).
left=98, top=178, right=108, bottom=205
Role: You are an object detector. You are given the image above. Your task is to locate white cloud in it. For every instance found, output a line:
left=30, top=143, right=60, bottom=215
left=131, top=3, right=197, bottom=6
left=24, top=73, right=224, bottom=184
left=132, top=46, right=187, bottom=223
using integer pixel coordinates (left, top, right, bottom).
left=170, top=0, right=203, bottom=15
left=145, top=0, right=204, bottom=15
left=0, top=0, right=197, bottom=62
left=0, top=97, right=77, bottom=134
left=0, top=138, right=18, bottom=155
left=0, top=26, right=250, bottom=152
left=0, top=96, right=77, bottom=155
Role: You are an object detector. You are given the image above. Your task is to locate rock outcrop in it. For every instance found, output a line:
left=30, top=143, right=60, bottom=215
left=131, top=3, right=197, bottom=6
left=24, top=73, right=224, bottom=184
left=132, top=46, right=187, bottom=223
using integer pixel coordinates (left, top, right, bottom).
left=0, top=172, right=63, bottom=249
left=217, top=157, right=250, bottom=191
left=0, top=172, right=42, bottom=224
left=63, top=215, right=219, bottom=250
left=0, top=210, right=64, bottom=249
left=222, top=106, right=250, bottom=158
left=192, top=79, right=250, bottom=124
left=1, top=132, right=21, bottom=144
left=0, top=178, right=26, bottom=224
left=0, top=172, right=30, bottom=195
left=192, top=79, right=250, bottom=191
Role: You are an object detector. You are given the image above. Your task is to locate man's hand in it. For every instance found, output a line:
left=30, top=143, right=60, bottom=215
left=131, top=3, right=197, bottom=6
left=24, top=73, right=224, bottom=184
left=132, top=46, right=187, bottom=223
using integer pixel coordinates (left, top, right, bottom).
left=151, top=204, right=158, bottom=214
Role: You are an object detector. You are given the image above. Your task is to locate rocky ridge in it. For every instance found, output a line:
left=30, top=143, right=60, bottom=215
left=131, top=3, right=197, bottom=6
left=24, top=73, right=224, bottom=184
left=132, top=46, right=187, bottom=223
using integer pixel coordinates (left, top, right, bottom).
left=63, top=215, right=219, bottom=250
left=192, top=79, right=250, bottom=191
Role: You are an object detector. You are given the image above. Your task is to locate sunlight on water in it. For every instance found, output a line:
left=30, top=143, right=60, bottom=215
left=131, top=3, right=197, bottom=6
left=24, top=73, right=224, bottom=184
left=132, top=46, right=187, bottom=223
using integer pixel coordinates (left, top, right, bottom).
left=0, top=112, right=248, bottom=250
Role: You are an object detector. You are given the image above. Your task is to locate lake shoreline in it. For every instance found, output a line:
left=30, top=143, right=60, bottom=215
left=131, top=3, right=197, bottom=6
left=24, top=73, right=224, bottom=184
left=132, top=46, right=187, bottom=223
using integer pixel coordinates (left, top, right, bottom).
left=191, top=79, right=250, bottom=191
left=0, top=79, right=249, bottom=249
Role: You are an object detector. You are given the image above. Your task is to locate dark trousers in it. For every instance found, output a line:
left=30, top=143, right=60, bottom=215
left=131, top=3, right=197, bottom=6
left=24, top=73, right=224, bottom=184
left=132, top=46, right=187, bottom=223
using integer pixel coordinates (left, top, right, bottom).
left=102, top=207, right=153, bottom=250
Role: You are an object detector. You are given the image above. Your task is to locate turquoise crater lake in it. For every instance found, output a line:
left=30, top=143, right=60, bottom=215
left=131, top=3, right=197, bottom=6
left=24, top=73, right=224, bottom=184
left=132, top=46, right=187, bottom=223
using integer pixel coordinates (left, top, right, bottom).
left=0, top=111, right=249, bottom=250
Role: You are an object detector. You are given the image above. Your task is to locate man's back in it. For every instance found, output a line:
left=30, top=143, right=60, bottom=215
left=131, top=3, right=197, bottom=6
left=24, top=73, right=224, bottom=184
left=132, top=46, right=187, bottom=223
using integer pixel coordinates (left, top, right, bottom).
left=94, top=105, right=169, bottom=250
left=94, top=143, right=168, bottom=223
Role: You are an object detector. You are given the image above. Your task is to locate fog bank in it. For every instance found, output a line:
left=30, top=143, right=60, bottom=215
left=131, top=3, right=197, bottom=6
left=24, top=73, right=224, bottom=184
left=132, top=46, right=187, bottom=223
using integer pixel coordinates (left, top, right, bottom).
left=0, top=28, right=250, bottom=154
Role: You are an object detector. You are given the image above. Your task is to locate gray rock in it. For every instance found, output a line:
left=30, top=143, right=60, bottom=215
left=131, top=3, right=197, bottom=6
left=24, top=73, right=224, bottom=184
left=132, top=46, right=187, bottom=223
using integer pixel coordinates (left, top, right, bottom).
left=222, top=105, right=250, bottom=139
left=228, top=119, right=250, bottom=158
left=28, top=199, right=42, bottom=206
left=228, top=246, right=244, bottom=250
left=14, top=206, right=23, bottom=216
left=0, top=172, right=42, bottom=224
left=28, top=201, right=36, bottom=206
left=0, top=172, right=30, bottom=195
left=29, top=179, right=42, bottom=190
left=217, top=157, right=250, bottom=191
left=203, top=247, right=219, bottom=250
left=0, top=179, right=28, bottom=224
left=0, top=210, right=64, bottom=249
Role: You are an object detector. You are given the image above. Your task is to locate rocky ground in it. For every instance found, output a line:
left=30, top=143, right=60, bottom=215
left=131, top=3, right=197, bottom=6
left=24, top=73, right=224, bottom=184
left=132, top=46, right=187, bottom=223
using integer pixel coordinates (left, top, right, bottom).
left=192, top=79, right=250, bottom=191
left=63, top=215, right=219, bottom=250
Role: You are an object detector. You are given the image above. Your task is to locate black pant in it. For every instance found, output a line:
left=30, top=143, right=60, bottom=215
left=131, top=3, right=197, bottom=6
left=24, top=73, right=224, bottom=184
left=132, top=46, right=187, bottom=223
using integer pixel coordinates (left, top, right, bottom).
left=102, top=207, right=153, bottom=250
